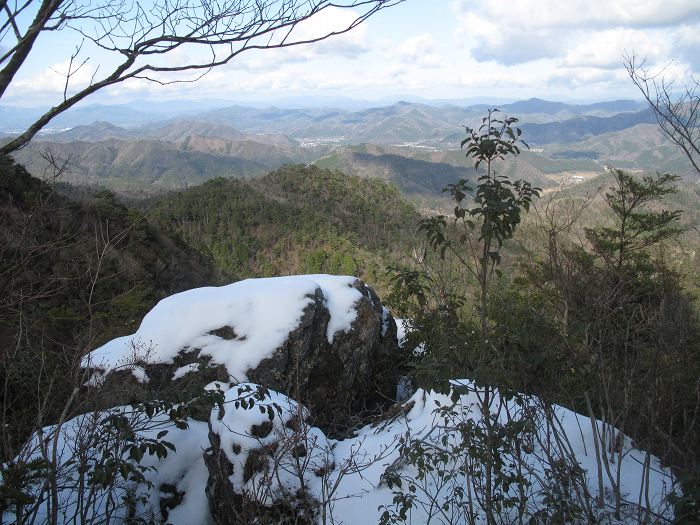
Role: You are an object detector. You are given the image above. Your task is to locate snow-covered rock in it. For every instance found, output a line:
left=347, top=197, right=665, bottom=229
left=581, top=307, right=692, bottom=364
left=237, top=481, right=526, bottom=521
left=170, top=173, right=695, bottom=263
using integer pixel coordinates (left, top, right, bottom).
left=5, top=381, right=675, bottom=524
left=204, top=383, right=331, bottom=523
left=82, top=275, right=400, bottom=423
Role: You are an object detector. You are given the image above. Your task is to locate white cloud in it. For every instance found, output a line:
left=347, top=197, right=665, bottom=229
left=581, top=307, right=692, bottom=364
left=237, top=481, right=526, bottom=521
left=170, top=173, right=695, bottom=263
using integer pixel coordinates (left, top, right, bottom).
left=674, top=22, right=700, bottom=69
left=394, top=34, right=442, bottom=68
left=213, top=7, right=370, bottom=73
left=448, top=0, right=700, bottom=96
left=8, top=59, right=98, bottom=98
left=561, top=28, right=667, bottom=69
left=457, top=12, right=561, bottom=64
left=4, top=6, right=375, bottom=104
left=676, top=22, right=700, bottom=47
left=275, top=7, right=369, bottom=58
left=5, top=0, right=700, bottom=105
left=451, top=0, right=700, bottom=29
left=549, top=65, right=628, bottom=86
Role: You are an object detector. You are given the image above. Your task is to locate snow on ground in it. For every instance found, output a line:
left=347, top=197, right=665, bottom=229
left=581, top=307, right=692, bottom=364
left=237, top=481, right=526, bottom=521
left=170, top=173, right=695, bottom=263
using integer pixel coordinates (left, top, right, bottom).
left=1, top=406, right=212, bottom=524
left=330, top=382, right=675, bottom=524
left=83, top=275, right=363, bottom=383
left=5, top=381, right=674, bottom=525
left=172, top=362, right=201, bottom=379
left=210, top=384, right=332, bottom=505
left=394, top=317, right=425, bottom=355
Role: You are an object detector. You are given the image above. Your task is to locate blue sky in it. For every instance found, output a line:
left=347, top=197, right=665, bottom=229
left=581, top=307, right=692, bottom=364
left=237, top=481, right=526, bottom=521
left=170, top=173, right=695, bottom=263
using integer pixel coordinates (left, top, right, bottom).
left=3, top=0, right=700, bottom=106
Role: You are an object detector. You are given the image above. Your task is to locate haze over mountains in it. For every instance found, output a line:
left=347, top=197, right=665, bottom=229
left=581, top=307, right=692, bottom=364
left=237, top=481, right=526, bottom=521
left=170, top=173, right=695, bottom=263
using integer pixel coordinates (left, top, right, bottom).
left=1, top=97, right=647, bottom=139
left=4, top=97, right=694, bottom=201
left=0, top=97, right=642, bottom=131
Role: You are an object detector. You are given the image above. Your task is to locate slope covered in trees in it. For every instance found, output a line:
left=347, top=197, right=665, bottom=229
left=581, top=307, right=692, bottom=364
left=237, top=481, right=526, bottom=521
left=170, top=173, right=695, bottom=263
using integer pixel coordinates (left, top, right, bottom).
left=4, top=156, right=697, bottom=524
left=146, top=164, right=420, bottom=290
left=1, top=160, right=421, bottom=466
left=0, top=156, right=217, bottom=455
left=13, top=139, right=271, bottom=192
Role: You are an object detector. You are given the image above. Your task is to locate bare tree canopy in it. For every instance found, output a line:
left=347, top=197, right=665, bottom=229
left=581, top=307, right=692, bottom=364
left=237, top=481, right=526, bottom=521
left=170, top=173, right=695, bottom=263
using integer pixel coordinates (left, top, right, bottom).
left=0, top=0, right=403, bottom=155
left=625, top=52, right=700, bottom=175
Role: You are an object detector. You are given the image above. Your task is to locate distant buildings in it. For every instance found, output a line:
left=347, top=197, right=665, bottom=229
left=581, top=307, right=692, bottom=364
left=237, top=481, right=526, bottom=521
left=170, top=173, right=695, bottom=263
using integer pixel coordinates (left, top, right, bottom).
left=561, top=174, right=585, bottom=184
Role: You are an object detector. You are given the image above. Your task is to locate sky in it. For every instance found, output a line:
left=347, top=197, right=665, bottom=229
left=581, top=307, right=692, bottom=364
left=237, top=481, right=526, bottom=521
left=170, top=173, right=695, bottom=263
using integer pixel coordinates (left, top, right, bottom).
left=3, top=0, right=700, bottom=107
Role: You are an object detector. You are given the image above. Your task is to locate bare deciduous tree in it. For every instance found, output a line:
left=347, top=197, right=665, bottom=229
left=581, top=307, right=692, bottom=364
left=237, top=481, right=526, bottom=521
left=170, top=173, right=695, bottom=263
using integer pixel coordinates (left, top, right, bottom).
left=625, top=52, right=700, bottom=175
left=0, top=0, right=403, bottom=155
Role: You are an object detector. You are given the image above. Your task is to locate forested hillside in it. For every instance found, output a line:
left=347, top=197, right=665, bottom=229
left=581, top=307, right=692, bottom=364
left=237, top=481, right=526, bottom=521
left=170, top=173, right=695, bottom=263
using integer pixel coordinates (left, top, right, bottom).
left=0, top=156, right=217, bottom=453
left=12, top=138, right=270, bottom=192
left=0, top=159, right=420, bottom=458
left=4, top=0, right=700, bottom=519
left=3, top=140, right=700, bottom=522
left=146, top=165, right=419, bottom=290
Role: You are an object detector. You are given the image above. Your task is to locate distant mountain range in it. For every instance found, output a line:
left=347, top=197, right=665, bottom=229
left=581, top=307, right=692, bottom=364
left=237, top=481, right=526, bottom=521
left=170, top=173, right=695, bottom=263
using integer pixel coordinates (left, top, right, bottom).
left=2, top=97, right=645, bottom=137
left=11, top=120, right=317, bottom=191
left=521, top=109, right=657, bottom=144
left=6, top=96, right=694, bottom=198
left=4, top=98, right=651, bottom=148
left=154, top=98, right=646, bottom=145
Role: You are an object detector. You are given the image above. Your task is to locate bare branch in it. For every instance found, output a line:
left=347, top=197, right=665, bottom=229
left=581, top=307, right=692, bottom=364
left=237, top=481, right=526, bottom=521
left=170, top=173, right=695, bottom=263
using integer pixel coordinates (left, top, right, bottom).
left=624, top=51, right=700, bottom=175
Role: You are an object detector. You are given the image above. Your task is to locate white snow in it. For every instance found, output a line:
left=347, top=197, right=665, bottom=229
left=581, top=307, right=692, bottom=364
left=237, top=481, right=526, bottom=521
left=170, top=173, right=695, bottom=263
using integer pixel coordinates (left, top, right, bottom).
left=83, top=275, right=365, bottom=382
left=394, top=318, right=425, bottom=354
left=381, top=306, right=391, bottom=336
left=304, top=274, right=364, bottom=343
left=2, top=406, right=210, bottom=524
left=131, top=365, right=149, bottom=383
left=396, top=375, right=412, bottom=402
left=204, top=380, right=230, bottom=391
left=328, top=381, right=675, bottom=524
left=5, top=381, right=675, bottom=525
left=209, top=383, right=332, bottom=506
left=172, top=363, right=200, bottom=380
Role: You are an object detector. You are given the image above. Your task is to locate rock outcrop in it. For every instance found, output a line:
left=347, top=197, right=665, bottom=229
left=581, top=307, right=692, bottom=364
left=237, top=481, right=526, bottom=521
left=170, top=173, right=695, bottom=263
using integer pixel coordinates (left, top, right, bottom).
left=80, top=275, right=401, bottom=521
left=246, top=279, right=399, bottom=426
left=204, top=384, right=326, bottom=525
left=83, top=275, right=401, bottom=429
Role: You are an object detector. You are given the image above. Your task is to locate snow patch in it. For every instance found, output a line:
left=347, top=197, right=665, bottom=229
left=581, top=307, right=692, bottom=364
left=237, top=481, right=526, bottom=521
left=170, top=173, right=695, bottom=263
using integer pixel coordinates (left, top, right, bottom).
left=305, top=274, right=363, bottom=343
left=172, top=363, right=200, bottom=380
left=381, top=306, right=390, bottom=336
left=204, top=380, right=230, bottom=392
left=83, top=275, right=364, bottom=382
left=394, top=317, right=408, bottom=347
left=131, top=366, right=149, bottom=383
